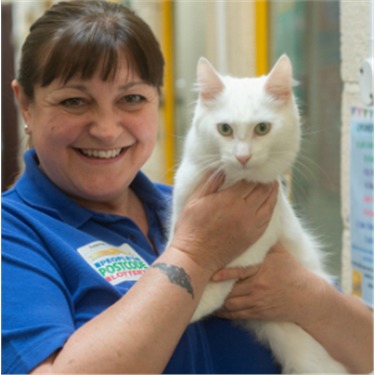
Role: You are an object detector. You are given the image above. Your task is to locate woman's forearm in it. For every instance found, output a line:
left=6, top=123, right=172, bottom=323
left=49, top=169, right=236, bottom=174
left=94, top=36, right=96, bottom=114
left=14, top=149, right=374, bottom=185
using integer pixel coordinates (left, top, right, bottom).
left=29, top=181, right=280, bottom=374
left=32, top=248, right=212, bottom=374
left=295, top=277, right=373, bottom=374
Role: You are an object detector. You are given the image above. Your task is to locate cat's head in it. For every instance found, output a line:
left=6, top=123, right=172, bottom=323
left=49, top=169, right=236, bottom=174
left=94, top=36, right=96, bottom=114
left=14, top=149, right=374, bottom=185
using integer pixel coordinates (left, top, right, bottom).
left=191, top=55, right=300, bottom=184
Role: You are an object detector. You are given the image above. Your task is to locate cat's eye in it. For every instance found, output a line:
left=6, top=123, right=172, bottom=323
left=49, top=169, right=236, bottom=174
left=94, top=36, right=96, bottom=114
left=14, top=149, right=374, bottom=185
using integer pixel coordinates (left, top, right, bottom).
left=217, top=123, right=233, bottom=137
left=254, top=122, right=271, bottom=135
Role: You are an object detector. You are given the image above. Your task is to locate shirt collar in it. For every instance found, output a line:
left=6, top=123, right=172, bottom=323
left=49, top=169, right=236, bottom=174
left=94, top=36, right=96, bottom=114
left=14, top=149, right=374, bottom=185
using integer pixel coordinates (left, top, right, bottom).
left=15, top=149, right=171, bottom=229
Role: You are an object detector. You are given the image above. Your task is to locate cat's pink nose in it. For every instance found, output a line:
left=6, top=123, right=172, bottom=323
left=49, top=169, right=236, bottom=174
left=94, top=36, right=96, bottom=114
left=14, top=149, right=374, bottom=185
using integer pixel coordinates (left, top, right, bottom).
left=236, top=155, right=250, bottom=166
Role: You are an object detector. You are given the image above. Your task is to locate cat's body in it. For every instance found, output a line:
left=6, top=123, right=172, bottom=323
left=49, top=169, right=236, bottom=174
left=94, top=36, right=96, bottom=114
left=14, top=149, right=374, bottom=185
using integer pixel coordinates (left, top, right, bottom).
left=169, top=55, right=348, bottom=374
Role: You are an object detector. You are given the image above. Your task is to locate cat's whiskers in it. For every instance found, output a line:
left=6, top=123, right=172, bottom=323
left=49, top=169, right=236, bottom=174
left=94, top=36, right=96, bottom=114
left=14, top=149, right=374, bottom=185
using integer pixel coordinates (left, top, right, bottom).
left=195, top=154, right=222, bottom=172
left=192, top=156, right=226, bottom=193
left=289, top=152, right=331, bottom=196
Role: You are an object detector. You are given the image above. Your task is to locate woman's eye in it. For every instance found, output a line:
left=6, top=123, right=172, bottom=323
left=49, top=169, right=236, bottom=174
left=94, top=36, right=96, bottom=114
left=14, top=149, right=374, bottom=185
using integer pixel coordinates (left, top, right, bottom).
left=119, top=94, right=147, bottom=111
left=254, top=122, right=272, bottom=135
left=123, top=94, right=146, bottom=104
left=60, top=97, right=85, bottom=108
left=217, top=123, right=233, bottom=137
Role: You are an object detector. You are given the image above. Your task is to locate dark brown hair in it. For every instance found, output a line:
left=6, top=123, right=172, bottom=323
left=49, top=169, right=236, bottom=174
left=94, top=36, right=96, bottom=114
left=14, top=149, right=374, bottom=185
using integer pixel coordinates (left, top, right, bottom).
left=17, top=0, right=165, bottom=98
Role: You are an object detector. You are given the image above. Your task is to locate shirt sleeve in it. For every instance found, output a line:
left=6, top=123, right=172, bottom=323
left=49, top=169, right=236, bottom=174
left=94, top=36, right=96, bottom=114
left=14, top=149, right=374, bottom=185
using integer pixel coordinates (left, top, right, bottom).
left=2, top=208, right=75, bottom=374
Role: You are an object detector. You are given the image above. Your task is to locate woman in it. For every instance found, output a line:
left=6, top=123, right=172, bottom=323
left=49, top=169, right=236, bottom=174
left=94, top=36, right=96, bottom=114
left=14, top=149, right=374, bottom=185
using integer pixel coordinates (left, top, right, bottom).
left=2, top=1, right=372, bottom=374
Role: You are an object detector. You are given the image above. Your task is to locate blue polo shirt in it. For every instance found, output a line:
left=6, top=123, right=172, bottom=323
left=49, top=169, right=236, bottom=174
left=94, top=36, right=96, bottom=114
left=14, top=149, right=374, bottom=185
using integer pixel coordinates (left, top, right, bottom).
left=2, top=148, right=281, bottom=374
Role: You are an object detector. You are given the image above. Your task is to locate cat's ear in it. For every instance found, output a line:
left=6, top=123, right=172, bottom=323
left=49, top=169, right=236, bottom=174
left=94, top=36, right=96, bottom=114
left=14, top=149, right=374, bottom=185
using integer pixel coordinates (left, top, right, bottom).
left=197, top=57, right=224, bottom=102
left=264, top=54, right=293, bottom=102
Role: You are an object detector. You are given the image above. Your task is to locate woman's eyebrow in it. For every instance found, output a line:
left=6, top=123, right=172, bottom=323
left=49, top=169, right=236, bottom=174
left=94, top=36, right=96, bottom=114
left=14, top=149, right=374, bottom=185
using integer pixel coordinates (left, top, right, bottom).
left=54, top=81, right=149, bottom=92
left=55, top=83, right=83, bottom=90
left=118, top=81, right=150, bottom=90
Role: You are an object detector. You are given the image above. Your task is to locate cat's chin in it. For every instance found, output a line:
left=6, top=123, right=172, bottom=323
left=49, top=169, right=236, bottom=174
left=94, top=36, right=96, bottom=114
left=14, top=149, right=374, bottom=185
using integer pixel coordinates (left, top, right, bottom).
left=223, top=167, right=279, bottom=185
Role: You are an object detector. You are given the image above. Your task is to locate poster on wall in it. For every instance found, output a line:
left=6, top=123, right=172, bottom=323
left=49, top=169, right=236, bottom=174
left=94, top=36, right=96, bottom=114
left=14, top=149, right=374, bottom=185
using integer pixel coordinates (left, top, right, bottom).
left=350, top=106, right=373, bottom=308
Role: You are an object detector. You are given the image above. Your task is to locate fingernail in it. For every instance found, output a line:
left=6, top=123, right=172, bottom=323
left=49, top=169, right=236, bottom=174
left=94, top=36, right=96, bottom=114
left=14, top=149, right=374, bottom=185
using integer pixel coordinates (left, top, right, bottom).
left=215, top=169, right=225, bottom=181
left=211, top=271, right=224, bottom=282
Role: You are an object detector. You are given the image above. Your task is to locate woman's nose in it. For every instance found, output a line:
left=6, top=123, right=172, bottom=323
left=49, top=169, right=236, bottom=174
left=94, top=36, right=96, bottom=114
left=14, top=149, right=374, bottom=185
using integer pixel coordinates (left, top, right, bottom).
left=89, top=109, right=123, bottom=143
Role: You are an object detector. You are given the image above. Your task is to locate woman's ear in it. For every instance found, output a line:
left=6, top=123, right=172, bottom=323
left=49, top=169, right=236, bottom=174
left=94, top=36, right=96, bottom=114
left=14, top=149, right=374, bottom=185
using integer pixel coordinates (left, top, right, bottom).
left=11, top=80, right=32, bottom=127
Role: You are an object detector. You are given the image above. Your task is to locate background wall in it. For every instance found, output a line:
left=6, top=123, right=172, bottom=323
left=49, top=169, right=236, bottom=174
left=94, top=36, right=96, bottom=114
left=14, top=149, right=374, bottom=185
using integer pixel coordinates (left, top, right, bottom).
left=269, top=1, right=344, bottom=281
left=340, top=0, right=373, bottom=294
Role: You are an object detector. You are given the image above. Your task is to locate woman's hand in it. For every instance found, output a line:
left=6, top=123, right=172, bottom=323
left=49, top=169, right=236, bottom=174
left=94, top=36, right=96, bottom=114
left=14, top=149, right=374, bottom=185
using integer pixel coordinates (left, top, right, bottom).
left=212, top=242, right=316, bottom=322
left=170, top=173, right=279, bottom=275
left=212, top=242, right=374, bottom=374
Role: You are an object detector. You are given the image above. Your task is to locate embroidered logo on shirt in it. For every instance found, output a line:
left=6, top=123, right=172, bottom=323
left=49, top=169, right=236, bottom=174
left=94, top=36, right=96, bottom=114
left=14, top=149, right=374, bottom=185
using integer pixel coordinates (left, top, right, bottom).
left=77, top=241, right=149, bottom=285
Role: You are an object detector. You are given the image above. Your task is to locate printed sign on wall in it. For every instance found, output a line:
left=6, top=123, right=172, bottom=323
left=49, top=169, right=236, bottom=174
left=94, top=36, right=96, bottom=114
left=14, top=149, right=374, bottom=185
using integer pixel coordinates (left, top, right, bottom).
left=350, top=106, right=373, bottom=307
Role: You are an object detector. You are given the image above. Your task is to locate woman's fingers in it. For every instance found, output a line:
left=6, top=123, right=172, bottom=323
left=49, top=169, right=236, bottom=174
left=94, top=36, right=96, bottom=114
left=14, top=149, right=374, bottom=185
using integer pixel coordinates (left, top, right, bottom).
left=212, top=264, right=261, bottom=282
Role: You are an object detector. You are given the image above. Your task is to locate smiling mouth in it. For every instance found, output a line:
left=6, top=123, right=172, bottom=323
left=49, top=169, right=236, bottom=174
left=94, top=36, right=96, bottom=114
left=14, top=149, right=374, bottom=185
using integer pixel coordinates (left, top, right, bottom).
left=78, top=148, right=125, bottom=159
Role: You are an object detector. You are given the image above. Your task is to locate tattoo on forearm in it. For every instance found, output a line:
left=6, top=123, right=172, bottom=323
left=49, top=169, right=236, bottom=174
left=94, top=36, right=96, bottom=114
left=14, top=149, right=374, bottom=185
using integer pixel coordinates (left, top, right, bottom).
left=152, top=263, right=195, bottom=299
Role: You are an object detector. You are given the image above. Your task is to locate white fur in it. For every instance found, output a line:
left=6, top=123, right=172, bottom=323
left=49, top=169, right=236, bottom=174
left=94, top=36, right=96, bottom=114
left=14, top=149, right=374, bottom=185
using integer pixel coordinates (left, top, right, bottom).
left=168, top=55, right=348, bottom=374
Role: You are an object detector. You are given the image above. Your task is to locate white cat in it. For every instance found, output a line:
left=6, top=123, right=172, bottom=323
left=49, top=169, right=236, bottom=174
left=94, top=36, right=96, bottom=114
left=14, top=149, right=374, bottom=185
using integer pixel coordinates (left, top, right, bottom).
left=169, top=55, right=348, bottom=374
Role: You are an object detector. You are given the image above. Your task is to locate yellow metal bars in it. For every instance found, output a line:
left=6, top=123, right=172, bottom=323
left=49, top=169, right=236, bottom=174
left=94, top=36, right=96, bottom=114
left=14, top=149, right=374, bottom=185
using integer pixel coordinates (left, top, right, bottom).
left=160, top=1, right=268, bottom=183
left=255, top=0, right=269, bottom=76
left=161, top=0, right=175, bottom=185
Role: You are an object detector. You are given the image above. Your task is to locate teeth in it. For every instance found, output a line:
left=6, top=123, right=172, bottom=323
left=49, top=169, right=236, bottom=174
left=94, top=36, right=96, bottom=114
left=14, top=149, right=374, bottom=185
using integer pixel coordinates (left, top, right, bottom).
left=80, top=148, right=122, bottom=159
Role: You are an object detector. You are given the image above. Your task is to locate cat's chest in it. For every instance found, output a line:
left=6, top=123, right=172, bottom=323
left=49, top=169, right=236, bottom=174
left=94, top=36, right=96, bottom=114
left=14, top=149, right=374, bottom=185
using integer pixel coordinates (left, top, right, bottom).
left=227, top=193, right=287, bottom=267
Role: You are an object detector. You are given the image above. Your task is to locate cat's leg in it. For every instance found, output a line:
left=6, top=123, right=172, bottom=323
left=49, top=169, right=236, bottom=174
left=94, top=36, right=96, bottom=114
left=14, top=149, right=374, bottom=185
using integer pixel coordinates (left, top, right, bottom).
left=244, top=320, right=348, bottom=374
left=191, top=279, right=236, bottom=322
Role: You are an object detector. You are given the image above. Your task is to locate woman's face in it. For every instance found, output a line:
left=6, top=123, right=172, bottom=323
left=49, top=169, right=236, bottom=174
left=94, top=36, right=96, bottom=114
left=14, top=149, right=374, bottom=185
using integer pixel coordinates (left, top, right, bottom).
left=14, top=58, right=160, bottom=210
